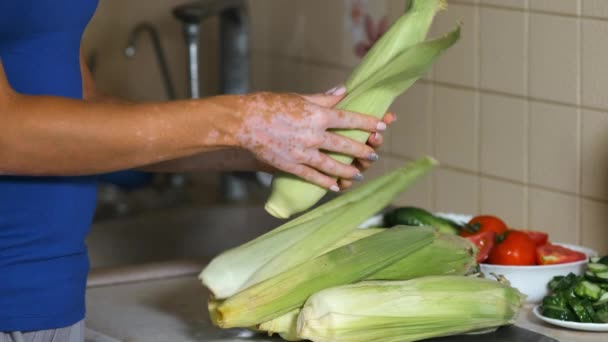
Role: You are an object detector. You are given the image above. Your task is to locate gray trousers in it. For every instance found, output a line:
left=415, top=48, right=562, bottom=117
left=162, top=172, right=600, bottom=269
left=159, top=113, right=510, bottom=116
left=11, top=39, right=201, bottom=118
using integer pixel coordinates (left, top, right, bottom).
left=0, top=321, right=84, bottom=342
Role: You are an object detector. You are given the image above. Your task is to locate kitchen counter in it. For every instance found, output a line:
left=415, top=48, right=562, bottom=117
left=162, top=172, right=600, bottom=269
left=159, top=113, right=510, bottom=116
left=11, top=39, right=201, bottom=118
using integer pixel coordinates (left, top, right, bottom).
left=85, top=271, right=607, bottom=342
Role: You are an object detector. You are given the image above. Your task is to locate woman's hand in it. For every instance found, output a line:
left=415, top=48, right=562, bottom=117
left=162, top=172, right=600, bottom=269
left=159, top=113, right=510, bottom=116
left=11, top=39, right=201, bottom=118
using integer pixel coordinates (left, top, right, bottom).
left=235, top=87, right=388, bottom=192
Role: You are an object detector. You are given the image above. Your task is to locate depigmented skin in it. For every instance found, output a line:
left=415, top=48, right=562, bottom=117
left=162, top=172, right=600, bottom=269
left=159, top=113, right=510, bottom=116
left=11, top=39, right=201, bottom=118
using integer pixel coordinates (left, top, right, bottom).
left=0, top=54, right=394, bottom=191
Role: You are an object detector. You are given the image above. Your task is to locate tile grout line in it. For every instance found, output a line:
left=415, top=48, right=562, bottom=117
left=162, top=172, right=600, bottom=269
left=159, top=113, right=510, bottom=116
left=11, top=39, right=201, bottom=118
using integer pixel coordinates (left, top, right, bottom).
left=429, top=79, right=438, bottom=212
left=418, top=79, right=608, bottom=116
left=385, top=151, right=608, bottom=206
left=474, top=2, right=482, bottom=215
left=523, top=0, right=531, bottom=228
left=577, top=0, right=584, bottom=245
left=428, top=78, right=436, bottom=211
left=256, top=51, right=608, bottom=117
left=384, top=153, right=608, bottom=204
left=451, top=0, right=607, bottom=23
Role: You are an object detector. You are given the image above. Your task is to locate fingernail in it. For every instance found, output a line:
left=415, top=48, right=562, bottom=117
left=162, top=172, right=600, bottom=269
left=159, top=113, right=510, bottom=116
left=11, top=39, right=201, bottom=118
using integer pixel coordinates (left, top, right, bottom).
left=376, top=122, right=387, bottom=131
left=325, top=86, right=338, bottom=95
left=391, top=115, right=398, bottom=122
left=353, top=173, right=364, bottom=182
left=368, top=153, right=379, bottom=162
left=332, top=85, right=346, bottom=96
left=374, top=132, right=382, bottom=141
left=330, top=185, right=341, bottom=192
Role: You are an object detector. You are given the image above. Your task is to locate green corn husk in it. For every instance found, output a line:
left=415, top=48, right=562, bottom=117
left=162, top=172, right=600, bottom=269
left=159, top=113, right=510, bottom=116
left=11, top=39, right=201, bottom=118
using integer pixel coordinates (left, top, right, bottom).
left=257, top=231, right=477, bottom=339
left=200, top=157, right=437, bottom=299
left=297, top=276, right=526, bottom=342
left=370, top=232, right=477, bottom=280
left=214, top=226, right=436, bottom=328
left=258, top=309, right=301, bottom=341
left=265, top=0, right=457, bottom=219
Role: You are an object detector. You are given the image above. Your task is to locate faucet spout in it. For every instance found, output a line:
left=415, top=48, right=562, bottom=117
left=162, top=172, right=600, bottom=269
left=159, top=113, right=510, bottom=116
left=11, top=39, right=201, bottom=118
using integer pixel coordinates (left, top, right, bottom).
left=125, top=23, right=177, bottom=100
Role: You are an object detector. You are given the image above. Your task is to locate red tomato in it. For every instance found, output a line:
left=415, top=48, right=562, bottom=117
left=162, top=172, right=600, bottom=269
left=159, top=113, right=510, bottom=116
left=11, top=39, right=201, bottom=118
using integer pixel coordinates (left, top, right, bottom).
left=465, top=231, right=496, bottom=263
left=536, top=244, right=587, bottom=265
left=459, top=215, right=508, bottom=237
left=487, top=230, right=536, bottom=266
left=517, top=230, right=549, bottom=246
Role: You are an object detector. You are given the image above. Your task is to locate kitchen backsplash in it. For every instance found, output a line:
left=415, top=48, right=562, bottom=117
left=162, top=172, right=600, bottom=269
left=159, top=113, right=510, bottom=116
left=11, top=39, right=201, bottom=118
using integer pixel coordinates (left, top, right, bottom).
left=83, top=0, right=608, bottom=254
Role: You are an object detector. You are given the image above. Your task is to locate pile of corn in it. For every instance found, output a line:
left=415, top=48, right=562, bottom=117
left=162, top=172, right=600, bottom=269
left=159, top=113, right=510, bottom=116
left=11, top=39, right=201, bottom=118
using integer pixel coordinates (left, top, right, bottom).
left=200, top=2, right=525, bottom=341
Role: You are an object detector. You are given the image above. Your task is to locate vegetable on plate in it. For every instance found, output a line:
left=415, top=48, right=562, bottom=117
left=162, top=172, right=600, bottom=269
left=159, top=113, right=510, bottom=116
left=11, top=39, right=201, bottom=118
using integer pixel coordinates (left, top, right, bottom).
left=540, top=258, right=608, bottom=324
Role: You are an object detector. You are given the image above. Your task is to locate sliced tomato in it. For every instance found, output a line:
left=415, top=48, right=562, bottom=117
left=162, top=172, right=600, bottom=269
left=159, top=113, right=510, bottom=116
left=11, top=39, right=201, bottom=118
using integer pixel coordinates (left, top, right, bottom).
left=459, top=215, right=508, bottom=237
left=488, top=230, right=536, bottom=266
left=517, top=230, right=549, bottom=246
left=536, top=244, right=587, bottom=265
left=465, top=231, right=496, bottom=263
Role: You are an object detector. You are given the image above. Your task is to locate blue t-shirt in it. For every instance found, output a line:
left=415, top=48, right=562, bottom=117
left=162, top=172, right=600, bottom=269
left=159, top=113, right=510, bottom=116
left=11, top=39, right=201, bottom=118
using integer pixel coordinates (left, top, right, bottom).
left=0, top=0, right=100, bottom=331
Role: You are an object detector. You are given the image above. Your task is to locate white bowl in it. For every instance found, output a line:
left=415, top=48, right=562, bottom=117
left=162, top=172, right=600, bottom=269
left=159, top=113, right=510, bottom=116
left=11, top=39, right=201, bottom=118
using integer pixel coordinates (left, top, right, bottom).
left=480, top=243, right=597, bottom=304
left=433, top=213, right=599, bottom=304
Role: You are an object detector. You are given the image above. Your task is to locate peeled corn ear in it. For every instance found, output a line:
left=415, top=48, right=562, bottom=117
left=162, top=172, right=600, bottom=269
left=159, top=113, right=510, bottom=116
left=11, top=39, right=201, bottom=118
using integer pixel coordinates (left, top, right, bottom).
left=200, top=157, right=437, bottom=299
left=214, top=226, right=435, bottom=328
left=297, top=276, right=526, bottom=342
left=256, top=231, right=477, bottom=339
left=265, top=0, right=458, bottom=219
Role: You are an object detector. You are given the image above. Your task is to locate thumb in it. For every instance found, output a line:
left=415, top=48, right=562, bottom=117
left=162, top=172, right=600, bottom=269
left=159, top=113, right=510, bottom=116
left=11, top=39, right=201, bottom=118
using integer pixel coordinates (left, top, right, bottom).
left=303, top=85, right=347, bottom=108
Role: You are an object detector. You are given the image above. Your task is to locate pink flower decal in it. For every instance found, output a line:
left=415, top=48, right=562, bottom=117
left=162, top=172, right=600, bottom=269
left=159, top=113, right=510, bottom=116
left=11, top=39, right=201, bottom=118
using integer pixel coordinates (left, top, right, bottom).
left=354, top=14, right=389, bottom=58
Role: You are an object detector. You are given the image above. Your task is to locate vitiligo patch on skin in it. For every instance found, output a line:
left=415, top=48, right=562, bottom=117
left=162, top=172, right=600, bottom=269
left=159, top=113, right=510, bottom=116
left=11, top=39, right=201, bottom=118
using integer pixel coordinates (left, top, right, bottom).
left=234, top=92, right=380, bottom=189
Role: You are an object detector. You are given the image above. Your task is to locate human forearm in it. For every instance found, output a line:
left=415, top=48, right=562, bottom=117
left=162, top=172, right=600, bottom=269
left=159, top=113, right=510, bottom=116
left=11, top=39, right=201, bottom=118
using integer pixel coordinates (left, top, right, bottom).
left=0, top=93, right=242, bottom=176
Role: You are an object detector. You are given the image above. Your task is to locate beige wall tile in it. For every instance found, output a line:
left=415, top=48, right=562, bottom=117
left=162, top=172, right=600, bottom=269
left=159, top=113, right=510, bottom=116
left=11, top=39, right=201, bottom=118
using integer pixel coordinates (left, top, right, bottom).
left=480, top=7, right=527, bottom=95
left=529, top=13, right=579, bottom=105
left=390, top=83, right=432, bottom=159
left=582, top=19, right=608, bottom=110
left=263, top=57, right=308, bottom=93
left=264, top=0, right=308, bottom=59
left=529, top=188, right=579, bottom=245
left=529, top=102, right=579, bottom=193
left=582, top=0, right=608, bottom=19
left=530, top=0, right=580, bottom=15
left=480, top=178, right=526, bottom=228
left=265, top=0, right=392, bottom=69
left=434, top=86, right=479, bottom=171
left=302, top=64, right=350, bottom=95
left=388, top=0, right=409, bottom=20
left=480, top=0, right=527, bottom=9
left=386, top=157, right=433, bottom=210
left=480, top=94, right=527, bottom=182
left=431, top=3, right=479, bottom=87
left=248, top=0, right=270, bottom=52
left=582, top=110, right=608, bottom=200
left=581, top=199, right=608, bottom=254
left=250, top=53, right=270, bottom=91
left=360, top=155, right=388, bottom=183
left=434, top=168, right=479, bottom=215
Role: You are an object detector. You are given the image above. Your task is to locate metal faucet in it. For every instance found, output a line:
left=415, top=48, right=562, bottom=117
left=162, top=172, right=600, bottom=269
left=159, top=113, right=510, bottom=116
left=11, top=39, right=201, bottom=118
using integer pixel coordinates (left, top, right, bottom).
left=125, top=23, right=177, bottom=100
left=173, top=0, right=261, bottom=202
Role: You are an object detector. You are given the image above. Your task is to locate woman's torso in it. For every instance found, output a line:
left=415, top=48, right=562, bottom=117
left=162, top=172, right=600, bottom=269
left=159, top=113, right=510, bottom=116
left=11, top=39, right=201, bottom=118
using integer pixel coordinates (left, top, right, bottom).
left=0, top=0, right=99, bottom=331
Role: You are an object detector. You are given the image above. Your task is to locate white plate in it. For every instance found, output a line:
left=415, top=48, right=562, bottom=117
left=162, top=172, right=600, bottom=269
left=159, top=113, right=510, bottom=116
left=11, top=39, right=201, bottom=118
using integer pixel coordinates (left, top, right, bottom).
left=533, top=305, right=608, bottom=332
